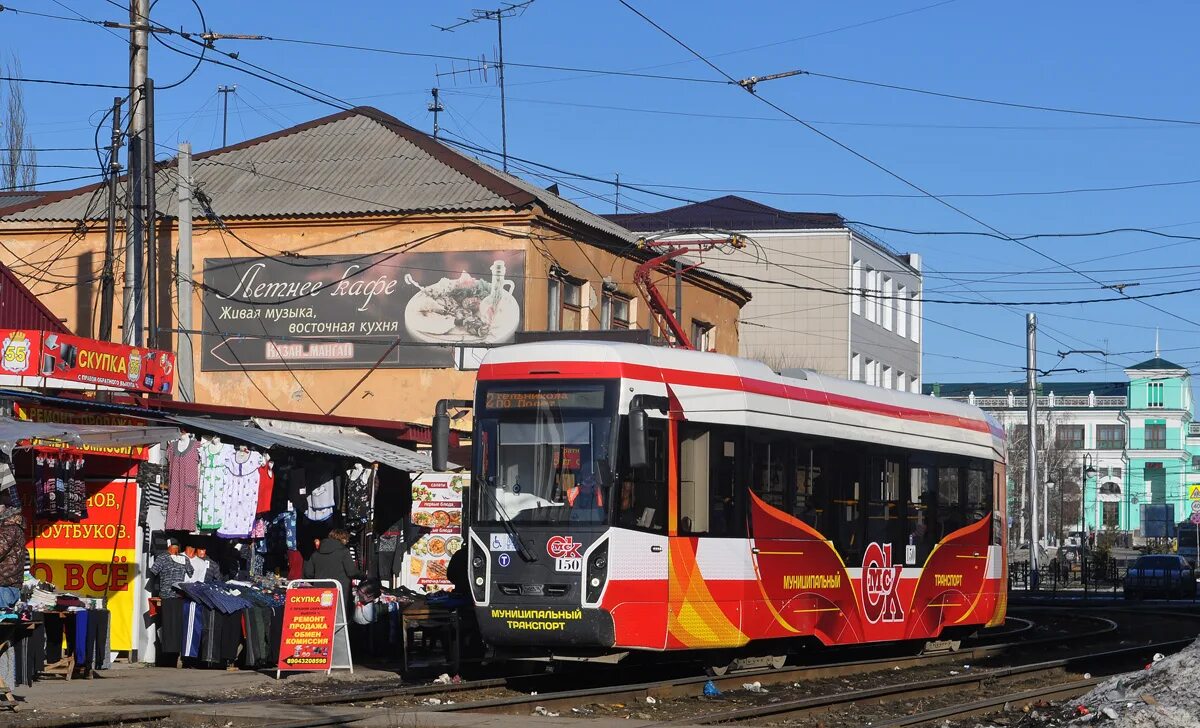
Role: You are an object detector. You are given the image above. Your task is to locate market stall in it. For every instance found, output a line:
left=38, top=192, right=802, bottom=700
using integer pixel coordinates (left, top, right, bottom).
left=0, top=413, right=179, bottom=688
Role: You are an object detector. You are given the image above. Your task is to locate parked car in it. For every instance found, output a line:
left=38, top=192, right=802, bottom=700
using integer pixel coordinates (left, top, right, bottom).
left=1123, top=555, right=1198, bottom=599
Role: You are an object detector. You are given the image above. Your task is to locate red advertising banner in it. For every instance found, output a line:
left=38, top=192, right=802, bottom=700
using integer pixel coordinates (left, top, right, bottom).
left=0, top=329, right=175, bottom=394
left=23, top=478, right=139, bottom=550
left=13, top=403, right=151, bottom=459
left=276, top=586, right=339, bottom=672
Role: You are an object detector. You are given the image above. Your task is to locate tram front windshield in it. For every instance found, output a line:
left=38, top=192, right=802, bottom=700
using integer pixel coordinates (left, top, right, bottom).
left=474, top=381, right=618, bottom=525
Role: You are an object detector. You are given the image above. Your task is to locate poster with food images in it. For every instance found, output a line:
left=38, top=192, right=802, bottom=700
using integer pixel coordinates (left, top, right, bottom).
left=403, top=472, right=467, bottom=593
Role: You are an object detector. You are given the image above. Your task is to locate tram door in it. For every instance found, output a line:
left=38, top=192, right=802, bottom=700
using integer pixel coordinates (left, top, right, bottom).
left=671, top=425, right=749, bottom=648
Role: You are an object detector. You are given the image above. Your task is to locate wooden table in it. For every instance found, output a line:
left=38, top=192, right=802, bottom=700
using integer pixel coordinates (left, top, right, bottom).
left=401, top=603, right=460, bottom=674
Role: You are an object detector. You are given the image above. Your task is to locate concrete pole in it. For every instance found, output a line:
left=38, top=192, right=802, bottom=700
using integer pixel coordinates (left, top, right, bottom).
left=122, top=0, right=149, bottom=346
left=98, top=96, right=122, bottom=341
left=176, top=142, right=194, bottom=403
left=1027, top=313, right=1041, bottom=584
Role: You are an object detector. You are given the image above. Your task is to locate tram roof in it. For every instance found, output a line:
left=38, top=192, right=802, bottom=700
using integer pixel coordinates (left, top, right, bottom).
left=479, top=341, right=1004, bottom=460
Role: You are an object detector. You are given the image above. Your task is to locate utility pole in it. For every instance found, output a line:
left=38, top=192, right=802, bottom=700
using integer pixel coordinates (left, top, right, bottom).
left=614, top=173, right=620, bottom=214
left=218, top=85, right=236, bottom=146
left=123, top=0, right=149, bottom=347
left=436, top=1, right=532, bottom=172
left=428, top=87, right=444, bottom=139
left=144, top=77, right=157, bottom=348
left=98, top=96, right=122, bottom=342
left=176, top=142, right=194, bottom=402
left=1027, top=313, right=1041, bottom=588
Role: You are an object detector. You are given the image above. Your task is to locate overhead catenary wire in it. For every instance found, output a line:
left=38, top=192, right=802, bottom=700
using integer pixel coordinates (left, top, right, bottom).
left=614, top=0, right=1200, bottom=338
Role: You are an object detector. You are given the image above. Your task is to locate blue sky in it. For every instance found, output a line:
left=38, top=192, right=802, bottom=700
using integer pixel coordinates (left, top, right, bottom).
left=9, top=1, right=1200, bottom=385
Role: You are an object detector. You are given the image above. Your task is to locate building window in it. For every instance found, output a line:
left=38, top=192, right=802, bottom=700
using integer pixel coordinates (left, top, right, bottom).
left=882, top=277, right=893, bottom=331
left=1102, top=502, right=1119, bottom=528
left=691, top=320, right=714, bottom=351
left=882, top=365, right=892, bottom=389
left=1013, top=425, right=1047, bottom=444
left=896, top=285, right=907, bottom=337
left=1193, top=455, right=1200, bottom=470
left=851, top=259, right=862, bottom=316
left=561, top=279, right=583, bottom=330
left=910, top=375, right=920, bottom=394
left=1148, top=381, right=1164, bottom=408
left=865, top=358, right=876, bottom=386
left=1145, top=423, right=1167, bottom=449
left=1113, top=466, right=1122, bottom=479
left=910, top=290, right=920, bottom=344
left=1098, top=467, right=1109, bottom=478
left=1055, top=425, right=1084, bottom=450
left=601, top=291, right=631, bottom=330
left=896, top=372, right=906, bottom=392
left=1096, top=424, right=1125, bottom=450
left=851, top=353, right=861, bottom=382
left=865, top=269, right=877, bottom=323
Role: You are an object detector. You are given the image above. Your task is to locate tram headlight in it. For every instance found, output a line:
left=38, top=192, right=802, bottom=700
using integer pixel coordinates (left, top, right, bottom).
left=468, top=539, right=488, bottom=603
left=585, top=539, right=609, bottom=604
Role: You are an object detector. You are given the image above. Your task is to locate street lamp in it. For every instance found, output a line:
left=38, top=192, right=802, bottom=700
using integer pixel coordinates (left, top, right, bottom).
left=1079, top=453, right=1097, bottom=546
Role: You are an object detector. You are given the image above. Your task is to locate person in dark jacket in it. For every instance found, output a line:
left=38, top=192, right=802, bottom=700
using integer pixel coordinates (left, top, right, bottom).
left=304, top=529, right=362, bottom=613
left=0, top=506, right=27, bottom=609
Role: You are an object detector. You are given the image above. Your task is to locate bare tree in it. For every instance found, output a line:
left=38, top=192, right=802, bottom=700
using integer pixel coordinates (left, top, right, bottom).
left=746, top=346, right=823, bottom=374
left=3, top=56, right=35, bottom=191
left=1005, top=409, right=1082, bottom=547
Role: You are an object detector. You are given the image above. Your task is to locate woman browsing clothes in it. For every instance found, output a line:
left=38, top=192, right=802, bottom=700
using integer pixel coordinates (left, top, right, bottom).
left=0, top=505, right=27, bottom=609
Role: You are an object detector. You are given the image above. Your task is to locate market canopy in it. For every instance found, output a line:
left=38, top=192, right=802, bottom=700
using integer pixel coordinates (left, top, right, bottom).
left=254, top=418, right=431, bottom=472
left=0, top=416, right=180, bottom=456
left=168, top=414, right=432, bottom=472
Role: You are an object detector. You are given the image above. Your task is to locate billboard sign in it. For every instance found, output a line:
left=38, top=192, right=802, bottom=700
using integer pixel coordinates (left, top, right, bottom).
left=200, top=250, right=526, bottom=370
left=0, top=329, right=175, bottom=394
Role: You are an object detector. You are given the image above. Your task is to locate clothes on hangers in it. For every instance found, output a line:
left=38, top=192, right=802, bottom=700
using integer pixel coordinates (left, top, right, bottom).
left=256, top=456, right=274, bottom=515
left=198, top=439, right=233, bottom=530
left=166, top=436, right=200, bottom=531
left=343, top=464, right=373, bottom=525
left=218, top=449, right=263, bottom=538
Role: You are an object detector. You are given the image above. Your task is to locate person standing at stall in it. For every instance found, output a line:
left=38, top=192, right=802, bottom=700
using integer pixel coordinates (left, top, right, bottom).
left=0, top=505, right=27, bottom=609
left=304, top=529, right=362, bottom=612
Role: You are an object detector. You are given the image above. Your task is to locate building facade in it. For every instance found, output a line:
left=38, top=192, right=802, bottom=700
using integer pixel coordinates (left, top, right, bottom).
left=0, top=108, right=749, bottom=427
left=928, top=357, right=1195, bottom=540
left=607, top=196, right=923, bottom=390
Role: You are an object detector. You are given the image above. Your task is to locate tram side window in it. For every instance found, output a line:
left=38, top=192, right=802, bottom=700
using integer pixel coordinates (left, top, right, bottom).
left=965, top=466, right=991, bottom=533
left=938, top=464, right=966, bottom=538
left=866, top=456, right=905, bottom=562
left=816, top=445, right=863, bottom=564
left=908, top=462, right=937, bottom=564
left=748, top=435, right=790, bottom=512
left=615, top=420, right=667, bottom=532
left=791, top=446, right=822, bottom=531
left=678, top=425, right=744, bottom=537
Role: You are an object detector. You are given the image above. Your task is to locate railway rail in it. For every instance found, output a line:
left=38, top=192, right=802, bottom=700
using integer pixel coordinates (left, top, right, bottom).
left=18, top=607, right=1190, bottom=728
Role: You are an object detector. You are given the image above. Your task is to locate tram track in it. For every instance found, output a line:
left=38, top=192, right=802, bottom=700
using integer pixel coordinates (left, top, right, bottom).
left=11, top=609, right=1154, bottom=727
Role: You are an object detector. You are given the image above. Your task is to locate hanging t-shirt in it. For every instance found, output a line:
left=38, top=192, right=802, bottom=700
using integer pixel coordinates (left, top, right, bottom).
left=255, top=458, right=274, bottom=515
left=305, top=466, right=337, bottom=522
left=166, top=437, right=201, bottom=531
left=197, top=440, right=233, bottom=531
left=343, top=465, right=372, bottom=525
left=218, top=449, right=263, bottom=538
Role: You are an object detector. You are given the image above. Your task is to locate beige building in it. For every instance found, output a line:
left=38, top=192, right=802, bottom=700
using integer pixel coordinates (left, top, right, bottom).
left=0, top=108, right=748, bottom=427
left=608, top=196, right=923, bottom=390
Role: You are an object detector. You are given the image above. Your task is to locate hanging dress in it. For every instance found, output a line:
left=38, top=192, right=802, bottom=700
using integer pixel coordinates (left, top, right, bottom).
left=166, top=437, right=201, bottom=531
left=218, top=449, right=262, bottom=538
left=197, top=440, right=232, bottom=531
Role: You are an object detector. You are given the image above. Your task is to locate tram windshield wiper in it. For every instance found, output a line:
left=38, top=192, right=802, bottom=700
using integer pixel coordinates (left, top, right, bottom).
left=484, top=484, right=538, bottom=563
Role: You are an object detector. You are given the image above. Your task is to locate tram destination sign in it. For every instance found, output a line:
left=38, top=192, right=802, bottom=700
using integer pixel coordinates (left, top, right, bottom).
left=484, top=388, right=605, bottom=410
left=201, top=250, right=526, bottom=370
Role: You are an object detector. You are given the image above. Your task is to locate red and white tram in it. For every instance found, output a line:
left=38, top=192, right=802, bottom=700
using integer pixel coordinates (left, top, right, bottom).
left=437, top=340, right=1007, bottom=664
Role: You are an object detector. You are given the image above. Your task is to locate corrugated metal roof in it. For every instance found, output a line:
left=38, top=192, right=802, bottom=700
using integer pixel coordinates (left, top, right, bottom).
left=170, top=414, right=432, bottom=471
left=0, top=192, right=46, bottom=212
left=0, top=263, right=72, bottom=333
left=254, top=418, right=431, bottom=472
left=606, top=195, right=846, bottom=232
